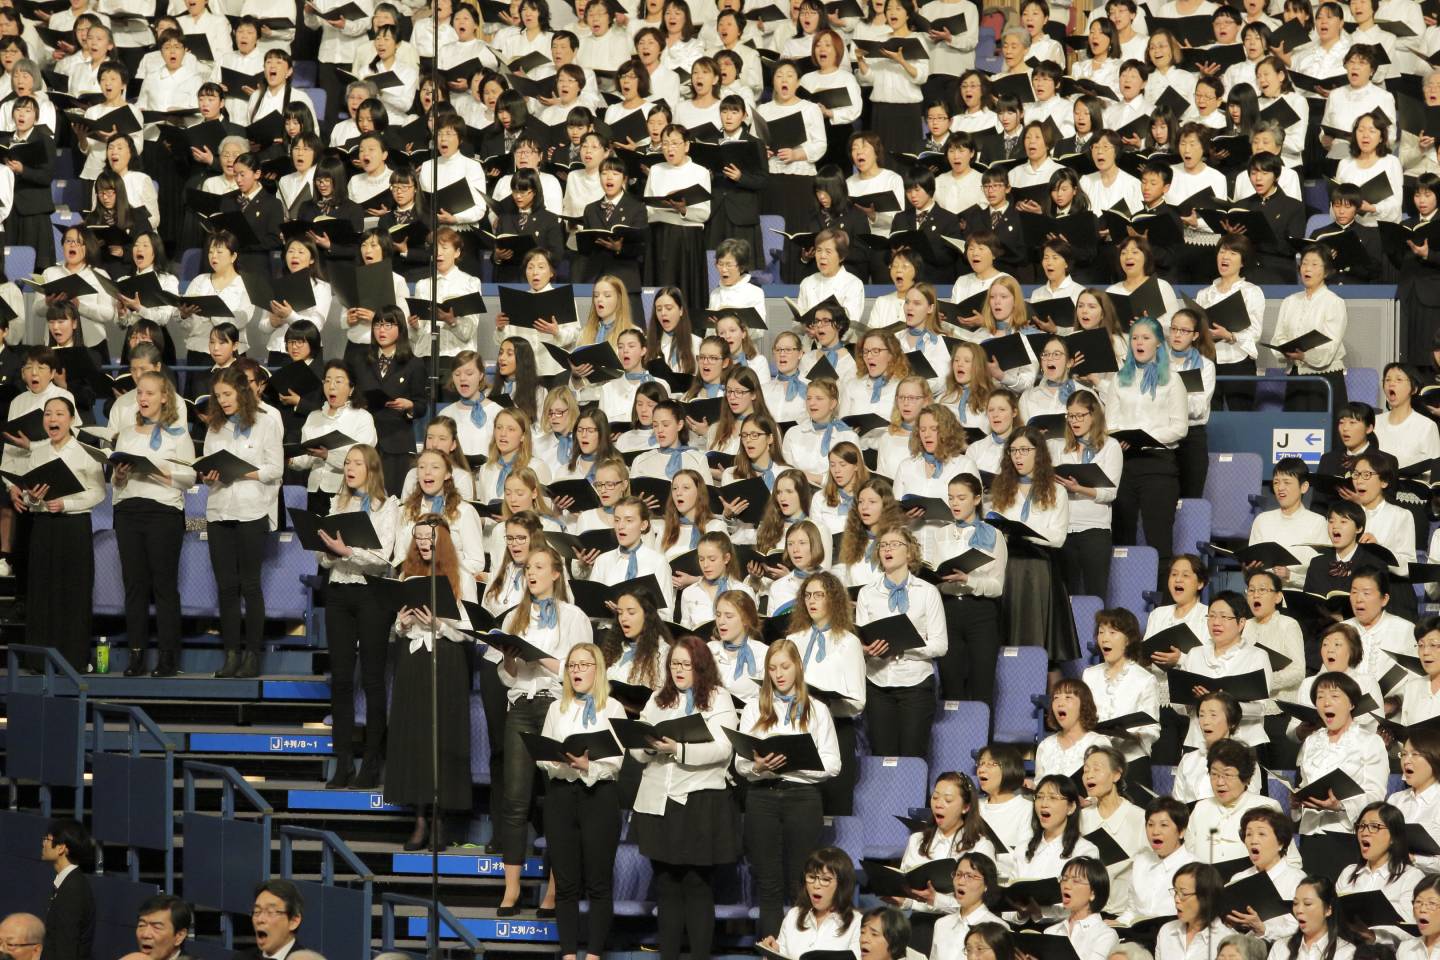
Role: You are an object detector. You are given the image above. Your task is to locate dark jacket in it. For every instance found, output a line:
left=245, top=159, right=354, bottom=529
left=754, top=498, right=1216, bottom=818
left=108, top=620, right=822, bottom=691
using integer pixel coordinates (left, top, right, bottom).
left=708, top=134, right=768, bottom=228
left=348, top=351, right=429, bottom=454
left=1237, top=192, right=1306, bottom=283
left=491, top=199, right=565, bottom=283
left=576, top=192, right=648, bottom=289
left=890, top=202, right=962, bottom=282
left=44, top=867, right=96, bottom=960
left=10, top=130, right=56, bottom=216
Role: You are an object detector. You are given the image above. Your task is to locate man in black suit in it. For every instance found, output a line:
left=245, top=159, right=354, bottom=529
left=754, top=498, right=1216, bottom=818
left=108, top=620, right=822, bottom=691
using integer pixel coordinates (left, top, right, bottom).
left=1233, top=153, right=1307, bottom=284
left=233, top=880, right=305, bottom=960
left=0, top=912, right=44, bottom=960
left=41, top=818, right=94, bottom=960
left=133, top=894, right=194, bottom=960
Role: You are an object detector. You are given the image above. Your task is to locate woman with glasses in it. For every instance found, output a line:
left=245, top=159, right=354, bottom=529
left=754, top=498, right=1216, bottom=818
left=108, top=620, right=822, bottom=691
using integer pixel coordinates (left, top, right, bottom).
left=1019, top=337, right=1085, bottom=422
left=1293, top=671, right=1388, bottom=838
left=1008, top=776, right=1100, bottom=922
left=991, top=426, right=1078, bottom=669
left=1051, top=389, right=1122, bottom=601
left=571, top=457, right=631, bottom=538
left=1242, top=570, right=1306, bottom=768
left=1040, top=858, right=1119, bottom=960
left=1335, top=802, right=1422, bottom=944
left=890, top=775, right=995, bottom=953
left=874, top=377, right=934, bottom=480
left=1398, top=617, right=1440, bottom=727
left=1170, top=590, right=1271, bottom=752
left=930, top=854, right=1005, bottom=960
left=841, top=330, right=912, bottom=420
left=854, top=525, right=947, bottom=758
left=706, top=368, right=773, bottom=458
left=1388, top=731, right=1440, bottom=873
left=1153, top=863, right=1226, bottom=960
left=760, top=847, right=859, bottom=956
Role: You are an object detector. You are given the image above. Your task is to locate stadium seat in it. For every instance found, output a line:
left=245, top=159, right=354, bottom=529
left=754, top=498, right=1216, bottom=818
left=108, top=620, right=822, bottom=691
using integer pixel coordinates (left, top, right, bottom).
left=91, top=485, right=114, bottom=532
left=304, top=87, right=327, bottom=126
left=1106, top=546, right=1158, bottom=621
left=929, top=700, right=989, bottom=777
left=612, top=843, right=654, bottom=917
left=4, top=246, right=35, bottom=282
left=1266, top=770, right=1294, bottom=815
left=91, top=529, right=124, bottom=617
left=293, top=61, right=318, bottom=87
left=469, top=691, right=491, bottom=785
left=1204, top=453, right=1264, bottom=541
left=1303, top=212, right=1331, bottom=237
left=1172, top=499, right=1213, bottom=557
left=261, top=533, right=317, bottom=622
left=1069, top=594, right=1104, bottom=664
left=828, top=815, right=866, bottom=866
left=179, top=248, right=204, bottom=287
left=759, top=214, right=783, bottom=285
left=1151, top=765, right=1175, bottom=797
left=853, top=756, right=929, bottom=858
left=706, top=249, right=718, bottom=292
left=1255, top=367, right=1287, bottom=413
left=1345, top=367, right=1379, bottom=407
left=992, top=646, right=1047, bottom=743
left=177, top=533, right=219, bottom=617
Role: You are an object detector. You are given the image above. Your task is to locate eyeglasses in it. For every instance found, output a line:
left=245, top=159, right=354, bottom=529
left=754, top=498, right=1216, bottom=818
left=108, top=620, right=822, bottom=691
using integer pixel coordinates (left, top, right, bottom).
left=1009, top=446, right=1036, bottom=455
left=1351, top=470, right=1378, bottom=481
left=568, top=661, right=597, bottom=671
left=774, top=345, right=801, bottom=354
left=1040, top=351, right=1067, bottom=360
left=1420, top=640, right=1440, bottom=651
left=1245, top=586, right=1275, bottom=595
left=954, top=870, right=984, bottom=883
left=861, top=348, right=889, bottom=358
left=1171, top=888, right=1197, bottom=900
left=1416, top=898, right=1440, bottom=911
left=740, top=431, right=769, bottom=441
left=504, top=535, right=530, bottom=544
left=805, top=873, right=837, bottom=886
left=575, top=425, right=599, bottom=435
left=1171, top=326, right=1197, bottom=335
left=594, top=480, right=625, bottom=490
left=670, top=661, right=693, bottom=670
left=897, top=393, right=927, bottom=402
left=1065, top=413, right=1089, bottom=422
left=372, top=318, right=399, bottom=328
left=802, top=590, right=829, bottom=600
left=698, top=354, right=726, bottom=362
left=1206, top=611, right=1238, bottom=621
left=252, top=907, right=288, bottom=919
left=1034, top=791, right=1066, bottom=802
left=877, top=540, right=908, bottom=550
left=725, top=387, right=753, bottom=397
left=1356, top=821, right=1388, bottom=834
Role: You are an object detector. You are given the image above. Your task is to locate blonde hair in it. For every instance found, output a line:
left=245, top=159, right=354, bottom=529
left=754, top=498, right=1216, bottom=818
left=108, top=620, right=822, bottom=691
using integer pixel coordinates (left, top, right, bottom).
left=402, top=449, right=463, bottom=521
left=486, top=407, right=537, bottom=473
left=506, top=545, right=571, bottom=636
left=888, top=375, right=933, bottom=434
left=756, top=638, right=816, bottom=732
left=560, top=642, right=610, bottom=713
left=943, top=341, right=996, bottom=415
left=580, top=275, right=637, bottom=347
left=335, top=443, right=388, bottom=508
left=979, top=275, right=1030, bottom=335
left=132, top=371, right=180, bottom=428
left=907, top=403, right=968, bottom=460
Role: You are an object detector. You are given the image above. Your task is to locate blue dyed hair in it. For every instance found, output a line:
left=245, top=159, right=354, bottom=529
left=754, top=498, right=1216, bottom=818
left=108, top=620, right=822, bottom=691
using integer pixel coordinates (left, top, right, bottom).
left=1116, top=316, right=1171, bottom=389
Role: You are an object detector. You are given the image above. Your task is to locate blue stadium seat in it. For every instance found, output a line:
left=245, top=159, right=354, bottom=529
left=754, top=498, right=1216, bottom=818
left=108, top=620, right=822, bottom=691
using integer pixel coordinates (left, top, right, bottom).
left=641, top=286, right=656, bottom=321
left=1255, top=367, right=1287, bottom=413
left=930, top=700, right=988, bottom=777
left=91, top=484, right=113, bottom=531
left=1069, top=595, right=1104, bottom=664
left=293, top=61, right=318, bottom=87
left=1345, top=367, right=1379, bottom=407
left=1172, top=499, right=1212, bottom=557
left=179, top=248, right=204, bottom=287
left=470, top=691, right=491, bottom=784
left=975, top=25, right=1002, bottom=73
left=854, top=756, right=929, bottom=858
left=303, top=86, right=327, bottom=126
left=713, top=862, right=753, bottom=919
left=262, top=533, right=317, bottom=622
left=992, top=646, right=1047, bottom=744
left=706, top=249, right=718, bottom=292
left=4, top=245, right=35, bottom=281
left=53, top=148, right=75, bottom=179
left=1151, top=764, right=1175, bottom=796
left=612, top=843, right=654, bottom=917
left=1266, top=770, right=1294, bottom=814
left=1204, top=453, right=1263, bottom=541
left=92, top=529, right=124, bottom=617
left=759, top=214, right=783, bottom=285
left=829, top=814, right=866, bottom=866
left=178, top=533, right=219, bottom=617
left=1106, top=546, right=1158, bottom=621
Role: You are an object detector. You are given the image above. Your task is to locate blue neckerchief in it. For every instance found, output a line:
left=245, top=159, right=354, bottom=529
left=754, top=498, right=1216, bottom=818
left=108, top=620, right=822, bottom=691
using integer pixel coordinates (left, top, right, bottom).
left=668, top=338, right=681, bottom=366
left=228, top=414, right=251, bottom=439
left=706, top=575, right=730, bottom=596
left=428, top=493, right=445, bottom=514
left=594, top=320, right=614, bottom=344
left=1019, top=475, right=1033, bottom=521
left=778, top=372, right=804, bottom=401
left=460, top=396, right=487, bottom=428
left=556, top=432, right=574, bottom=463
left=812, top=419, right=837, bottom=457
left=619, top=644, right=637, bottom=667
left=989, top=431, right=1006, bottom=445
left=683, top=687, right=696, bottom=715
left=494, top=453, right=516, bottom=498
left=869, top=375, right=888, bottom=404
left=837, top=489, right=854, bottom=517
left=624, top=370, right=652, bottom=383
left=1171, top=347, right=1202, bottom=371
left=822, top=343, right=844, bottom=367
left=734, top=351, right=750, bottom=368
left=1046, top=378, right=1077, bottom=404
left=901, top=421, right=914, bottom=433
left=909, top=327, right=939, bottom=351
left=501, top=379, right=516, bottom=396
left=576, top=451, right=597, bottom=482
left=1138, top=359, right=1160, bottom=398
left=661, top=444, right=691, bottom=478
left=724, top=639, right=756, bottom=680
left=774, top=689, right=799, bottom=726
left=620, top=543, right=640, bottom=580
left=958, top=386, right=971, bottom=413
left=923, top=451, right=944, bottom=479
left=509, top=565, right=524, bottom=594
left=702, top=382, right=724, bottom=398
left=142, top=415, right=185, bottom=450
left=578, top=692, right=597, bottom=727
left=535, top=596, right=558, bottom=629
left=359, top=494, right=372, bottom=514
left=678, top=516, right=700, bottom=549
left=646, top=430, right=658, bottom=446
left=994, top=320, right=1011, bottom=334
left=886, top=574, right=910, bottom=614
left=1078, top=438, right=1096, bottom=464
left=863, top=531, right=878, bottom=565
left=804, top=625, right=827, bottom=665
left=956, top=517, right=996, bottom=550
left=601, top=503, right=616, bottom=517
left=760, top=462, right=777, bottom=489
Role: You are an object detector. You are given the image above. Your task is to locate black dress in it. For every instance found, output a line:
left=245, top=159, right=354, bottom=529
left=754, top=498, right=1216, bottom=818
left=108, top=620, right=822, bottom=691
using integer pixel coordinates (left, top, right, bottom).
left=8, top=131, right=56, bottom=271
left=1396, top=215, right=1440, bottom=362
left=384, top=631, right=473, bottom=811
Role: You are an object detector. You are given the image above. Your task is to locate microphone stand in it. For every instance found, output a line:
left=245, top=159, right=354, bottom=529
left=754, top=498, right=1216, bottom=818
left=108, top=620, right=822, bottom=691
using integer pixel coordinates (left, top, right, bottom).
left=424, top=7, right=442, bottom=957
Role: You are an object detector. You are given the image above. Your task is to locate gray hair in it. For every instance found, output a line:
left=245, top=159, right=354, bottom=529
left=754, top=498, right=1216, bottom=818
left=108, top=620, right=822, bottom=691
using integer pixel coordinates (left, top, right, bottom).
left=1109, top=945, right=1154, bottom=960
left=1218, top=935, right=1269, bottom=960
left=11, top=58, right=39, bottom=85
left=345, top=80, right=379, bottom=100
left=1001, top=26, right=1032, bottom=48
left=1250, top=119, right=1285, bottom=148
left=219, top=135, right=249, bottom=156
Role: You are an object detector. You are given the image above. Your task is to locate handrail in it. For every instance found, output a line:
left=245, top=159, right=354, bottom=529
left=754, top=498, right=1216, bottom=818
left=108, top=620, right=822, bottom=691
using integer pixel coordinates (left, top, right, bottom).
left=91, top=702, right=175, bottom=758
left=380, top=891, right=483, bottom=955
left=91, top=702, right=175, bottom=890
left=4, top=644, right=88, bottom=818
left=6, top=643, right=88, bottom=696
left=278, top=825, right=373, bottom=882
left=181, top=759, right=273, bottom=816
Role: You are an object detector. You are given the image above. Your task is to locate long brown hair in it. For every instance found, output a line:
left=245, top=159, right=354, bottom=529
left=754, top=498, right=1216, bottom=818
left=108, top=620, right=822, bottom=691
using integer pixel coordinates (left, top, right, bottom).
left=756, top=468, right=813, bottom=554
left=660, top=468, right=716, bottom=551
left=403, top=449, right=464, bottom=521
left=732, top=414, right=787, bottom=480
left=655, top=633, right=722, bottom=713
left=398, top=515, right=463, bottom=607
left=712, top=367, right=771, bottom=450
left=785, top=571, right=854, bottom=636
left=600, top=588, right=672, bottom=689
left=205, top=367, right=258, bottom=432
left=506, top=545, right=570, bottom=636
left=838, top=477, right=903, bottom=566
left=755, top=638, right=815, bottom=732
left=990, top=426, right=1059, bottom=513
left=920, top=772, right=986, bottom=857
left=1062, top=390, right=1108, bottom=455
left=335, top=443, right=387, bottom=509
left=484, top=511, right=546, bottom=604
left=821, top=440, right=868, bottom=508
left=909, top=403, right=968, bottom=461
left=943, top=341, right=995, bottom=415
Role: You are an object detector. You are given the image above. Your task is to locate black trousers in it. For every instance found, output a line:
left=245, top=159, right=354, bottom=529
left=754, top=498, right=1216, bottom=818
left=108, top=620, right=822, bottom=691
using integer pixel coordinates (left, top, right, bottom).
left=325, top=581, right=390, bottom=760
left=1059, top=527, right=1112, bottom=601
left=114, top=500, right=184, bottom=657
left=545, top=777, right=621, bottom=957
left=27, top=512, right=92, bottom=671
left=1175, top=423, right=1209, bottom=501
left=910, top=913, right=940, bottom=955
left=939, top=595, right=1002, bottom=702
left=744, top=780, right=824, bottom=937
left=864, top=677, right=936, bottom=758
left=1213, top=357, right=1257, bottom=411
left=206, top=517, right=268, bottom=655
left=478, top=658, right=510, bottom=810
left=500, top=694, right=553, bottom=865
left=655, top=863, right=716, bottom=960
left=1114, top=449, right=1179, bottom=588
left=820, top=716, right=856, bottom=816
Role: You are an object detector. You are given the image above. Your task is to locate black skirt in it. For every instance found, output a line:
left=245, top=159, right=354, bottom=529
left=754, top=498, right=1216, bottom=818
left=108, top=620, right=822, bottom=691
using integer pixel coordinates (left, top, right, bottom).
left=27, top=511, right=93, bottom=672
left=384, top=638, right=473, bottom=811
left=631, top=788, right=743, bottom=865
left=1001, top=543, right=1079, bottom=662
left=10, top=212, right=54, bottom=272
left=646, top=223, right=708, bottom=320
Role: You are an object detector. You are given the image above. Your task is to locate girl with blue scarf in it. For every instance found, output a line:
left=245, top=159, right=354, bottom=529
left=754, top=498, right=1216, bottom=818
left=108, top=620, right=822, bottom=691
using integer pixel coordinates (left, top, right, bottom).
left=764, top=521, right=829, bottom=615
left=643, top=285, right=701, bottom=377
left=634, top=399, right=709, bottom=483
left=855, top=526, right=948, bottom=759
left=719, top=415, right=789, bottom=525
left=715, top=311, right=772, bottom=386
left=923, top=473, right=1006, bottom=702
left=554, top=408, right=617, bottom=496
left=1052, top=391, right=1123, bottom=603
left=658, top=469, right=726, bottom=579
left=497, top=546, right=592, bottom=912
left=968, top=388, right=1021, bottom=478
left=435, top=351, right=502, bottom=474
left=606, top=590, right=672, bottom=720
left=631, top=636, right=742, bottom=960
left=682, top=335, right=734, bottom=432
left=585, top=328, right=655, bottom=425
left=476, top=407, right=550, bottom=506
left=781, top=378, right=858, bottom=483
left=782, top=571, right=867, bottom=814
left=735, top=639, right=842, bottom=938
left=989, top=426, right=1079, bottom=666
left=873, top=374, right=933, bottom=480
left=678, top=531, right=756, bottom=630
left=753, top=469, right=817, bottom=575
left=614, top=381, right=668, bottom=456
left=799, top=301, right=858, bottom=384
left=1019, top=335, right=1083, bottom=421
left=834, top=477, right=905, bottom=591
left=399, top=417, right=477, bottom=502
left=809, top=440, right=867, bottom=538
left=840, top=329, right=908, bottom=419
left=940, top=340, right=998, bottom=434
left=762, top=331, right=810, bottom=425
left=538, top=642, right=628, bottom=960
left=893, top=403, right=979, bottom=529
left=534, top=386, right=579, bottom=478
left=708, top=367, right=772, bottom=458
left=708, top=589, right=769, bottom=704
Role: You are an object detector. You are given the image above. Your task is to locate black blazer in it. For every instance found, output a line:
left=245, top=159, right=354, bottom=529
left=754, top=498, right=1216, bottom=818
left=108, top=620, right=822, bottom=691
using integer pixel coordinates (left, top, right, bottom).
left=10, top=131, right=55, bottom=216
left=297, top=198, right=365, bottom=263
left=576, top=192, right=648, bottom=288
left=1309, top=219, right=1383, bottom=284
left=963, top=202, right=1027, bottom=276
left=1238, top=192, right=1306, bottom=282
left=220, top=189, right=284, bottom=255
left=1395, top=216, right=1440, bottom=307
left=44, top=868, right=96, bottom=960
left=807, top=204, right=872, bottom=278
left=491, top=199, right=566, bottom=283
left=377, top=207, right=434, bottom=281
left=708, top=135, right=768, bottom=228
left=348, top=352, right=429, bottom=454
left=890, top=203, right=961, bottom=282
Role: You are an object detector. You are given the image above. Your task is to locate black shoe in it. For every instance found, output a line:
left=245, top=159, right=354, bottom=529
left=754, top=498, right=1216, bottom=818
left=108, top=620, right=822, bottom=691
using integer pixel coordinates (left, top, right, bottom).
left=403, top=816, right=429, bottom=851
left=352, top=753, right=384, bottom=790
left=497, top=904, right=521, bottom=918
left=151, top=653, right=178, bottom=678
left=214, top=650, right=241, bottom=679
left=235, top=651, right=261, bottom=679
left=536, top=907, right=555, bottom=919
left=326, top=757, right=354, bottom=789
left=123, top=651, right=146, bottom=677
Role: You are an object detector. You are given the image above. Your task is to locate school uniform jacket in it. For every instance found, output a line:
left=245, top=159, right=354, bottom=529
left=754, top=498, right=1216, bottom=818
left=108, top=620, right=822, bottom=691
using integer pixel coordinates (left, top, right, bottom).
left=709, top=134, right=768, bottom=227
left=10, top=130, right=56, bottom=215
left=347, top=352, right=429, bottom=456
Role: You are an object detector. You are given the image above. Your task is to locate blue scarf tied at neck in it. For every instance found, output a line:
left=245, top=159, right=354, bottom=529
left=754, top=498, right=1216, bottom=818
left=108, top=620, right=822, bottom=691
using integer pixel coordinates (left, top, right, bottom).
left=459, top=396, right=487, bottom=428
